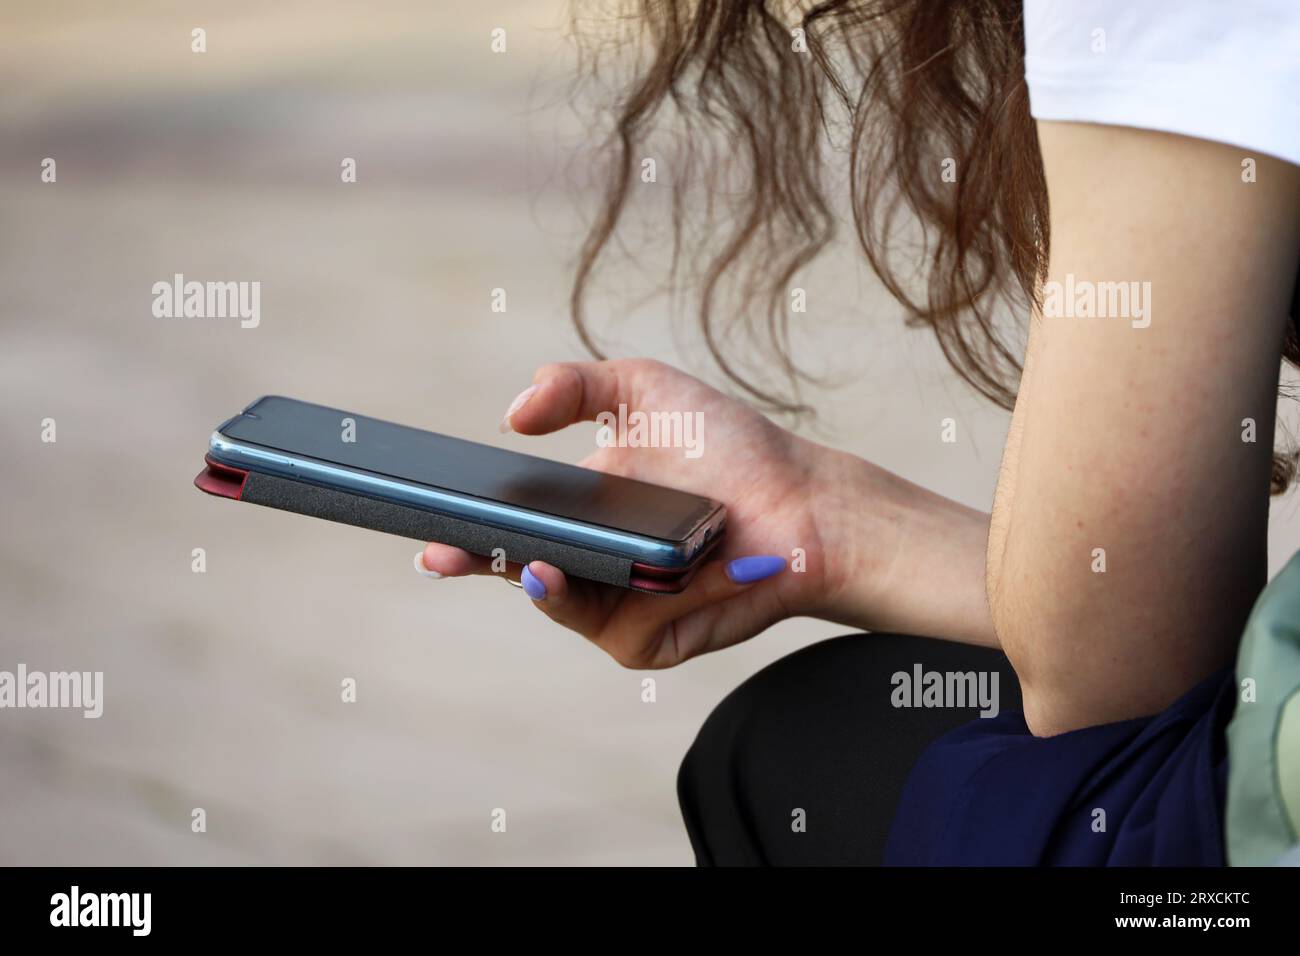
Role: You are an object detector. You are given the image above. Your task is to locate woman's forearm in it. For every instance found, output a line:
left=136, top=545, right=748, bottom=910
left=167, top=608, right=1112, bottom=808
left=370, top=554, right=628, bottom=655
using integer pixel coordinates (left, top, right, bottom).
left=810, top=446, right=998, bottom=648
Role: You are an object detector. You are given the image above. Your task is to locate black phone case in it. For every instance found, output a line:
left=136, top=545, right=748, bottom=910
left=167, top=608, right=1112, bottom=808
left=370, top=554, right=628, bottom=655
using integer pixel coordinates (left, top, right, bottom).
left=194, top=455, right=719, bottom=592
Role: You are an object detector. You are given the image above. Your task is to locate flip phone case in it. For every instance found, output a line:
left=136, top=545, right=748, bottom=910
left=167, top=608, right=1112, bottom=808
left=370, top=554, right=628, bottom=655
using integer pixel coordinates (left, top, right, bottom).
left=194, top=455, right=721, bottom=593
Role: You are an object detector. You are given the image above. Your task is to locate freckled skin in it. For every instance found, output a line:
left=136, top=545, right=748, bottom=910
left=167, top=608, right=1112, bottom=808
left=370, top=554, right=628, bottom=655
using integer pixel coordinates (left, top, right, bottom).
left=988, top=123, right=1300, bottom=735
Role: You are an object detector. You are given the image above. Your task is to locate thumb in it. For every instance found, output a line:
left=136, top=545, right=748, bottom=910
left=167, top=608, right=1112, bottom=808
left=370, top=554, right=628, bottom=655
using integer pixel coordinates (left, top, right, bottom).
left=499, top=361, right=632, bottom=436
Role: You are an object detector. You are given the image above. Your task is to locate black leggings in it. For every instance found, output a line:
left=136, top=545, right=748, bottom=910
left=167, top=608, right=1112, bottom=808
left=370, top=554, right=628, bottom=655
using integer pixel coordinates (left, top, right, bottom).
left=677, top=632, right=1023, bottom=865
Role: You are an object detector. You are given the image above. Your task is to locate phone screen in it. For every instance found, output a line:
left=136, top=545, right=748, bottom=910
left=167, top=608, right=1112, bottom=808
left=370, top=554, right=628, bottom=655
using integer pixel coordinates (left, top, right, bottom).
left=218, top=396, right=718, bottom=541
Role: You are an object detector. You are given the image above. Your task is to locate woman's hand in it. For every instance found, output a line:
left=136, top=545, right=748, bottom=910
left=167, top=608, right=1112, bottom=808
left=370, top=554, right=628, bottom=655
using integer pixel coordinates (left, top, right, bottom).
left=419, top=359, right=996, bottom=666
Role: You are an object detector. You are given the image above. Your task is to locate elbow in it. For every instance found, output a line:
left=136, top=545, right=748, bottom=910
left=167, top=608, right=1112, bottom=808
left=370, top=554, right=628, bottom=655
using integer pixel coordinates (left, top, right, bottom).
left=990, top=585, right=1239, bottom=738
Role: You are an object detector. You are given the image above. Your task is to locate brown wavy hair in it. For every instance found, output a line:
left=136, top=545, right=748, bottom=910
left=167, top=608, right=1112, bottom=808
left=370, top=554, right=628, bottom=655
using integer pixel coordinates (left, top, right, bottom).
left=570, top=0, right=1298, bottom=490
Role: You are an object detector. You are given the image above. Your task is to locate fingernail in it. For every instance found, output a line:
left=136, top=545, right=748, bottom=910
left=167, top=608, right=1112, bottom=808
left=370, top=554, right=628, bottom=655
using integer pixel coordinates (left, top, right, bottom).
left=521, top=564, right=547, bottom=600
left=725, top=555, right=786, bottom=584
left=499, top=384, right=539, bottom=433
left=413, top=551, right=443, bottom=578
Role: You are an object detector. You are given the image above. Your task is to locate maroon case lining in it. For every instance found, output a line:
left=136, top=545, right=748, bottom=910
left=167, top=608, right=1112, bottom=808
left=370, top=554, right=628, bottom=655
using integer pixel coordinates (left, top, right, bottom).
left=194, top=455, right=722, bottom=593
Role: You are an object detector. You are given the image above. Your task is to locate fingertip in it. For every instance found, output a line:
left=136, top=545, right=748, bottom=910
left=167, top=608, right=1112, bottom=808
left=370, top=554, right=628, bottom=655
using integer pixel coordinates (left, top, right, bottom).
left=522, top=561, right=567, bottom=602
left=510, top=364, right=584, bottom=435
left=413, top=550, right=443, bottom=578
left=420, top=543, right=477, bottom=577
left=520, top=564, right=546, bottom=601
left=499, top=383, right=540, bottom=434
left=723, top=554, right=787, bottom=585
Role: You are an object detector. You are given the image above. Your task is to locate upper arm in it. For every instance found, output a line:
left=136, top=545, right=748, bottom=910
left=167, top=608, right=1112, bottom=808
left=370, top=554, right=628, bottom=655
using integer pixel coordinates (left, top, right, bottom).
left=989, top=120, right=1300, bottom=736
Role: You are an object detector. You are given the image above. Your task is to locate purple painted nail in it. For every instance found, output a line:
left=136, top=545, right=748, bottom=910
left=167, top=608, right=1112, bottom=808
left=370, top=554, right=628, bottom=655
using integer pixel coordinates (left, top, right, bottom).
left=725, top=555, right=787, bottom=584
left=521, top=565, right=547, bottom=600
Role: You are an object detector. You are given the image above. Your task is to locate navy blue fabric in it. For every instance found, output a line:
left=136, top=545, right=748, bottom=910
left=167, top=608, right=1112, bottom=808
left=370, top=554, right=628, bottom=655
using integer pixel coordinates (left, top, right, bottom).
left=884, top=668, right=1235, bottom=866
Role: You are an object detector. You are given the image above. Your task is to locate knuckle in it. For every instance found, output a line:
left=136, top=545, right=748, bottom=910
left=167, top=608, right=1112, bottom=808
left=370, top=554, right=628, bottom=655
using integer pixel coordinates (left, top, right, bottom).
left=606, top=639, right=657, bottom=670
left=534, top=361, right=570, bottom=385
left=614, top=356, right=666, bottom=377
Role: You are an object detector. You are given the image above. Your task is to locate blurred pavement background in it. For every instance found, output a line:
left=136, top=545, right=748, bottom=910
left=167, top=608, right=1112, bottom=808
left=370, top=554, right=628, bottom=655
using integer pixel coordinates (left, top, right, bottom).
left=3, top=0, right=1300, bottom=865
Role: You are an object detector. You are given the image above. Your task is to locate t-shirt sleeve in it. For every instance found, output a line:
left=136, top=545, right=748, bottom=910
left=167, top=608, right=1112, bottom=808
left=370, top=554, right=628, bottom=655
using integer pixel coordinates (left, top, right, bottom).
left=1023, top=0, right=1300, bottom=167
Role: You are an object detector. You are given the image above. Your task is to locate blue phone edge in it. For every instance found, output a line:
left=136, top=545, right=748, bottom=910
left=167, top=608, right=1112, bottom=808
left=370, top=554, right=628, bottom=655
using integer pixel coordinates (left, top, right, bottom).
left=207, top=431, right=724, bottom=569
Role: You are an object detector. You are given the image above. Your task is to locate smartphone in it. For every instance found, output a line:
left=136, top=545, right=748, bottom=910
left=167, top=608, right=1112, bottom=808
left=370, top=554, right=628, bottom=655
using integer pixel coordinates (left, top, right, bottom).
left=195, top=396, right=726, bottom=592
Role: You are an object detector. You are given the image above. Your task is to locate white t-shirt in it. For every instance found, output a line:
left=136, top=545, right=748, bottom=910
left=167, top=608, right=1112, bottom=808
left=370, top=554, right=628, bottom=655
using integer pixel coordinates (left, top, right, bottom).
left=1023, top=0, right=1300, bottom=166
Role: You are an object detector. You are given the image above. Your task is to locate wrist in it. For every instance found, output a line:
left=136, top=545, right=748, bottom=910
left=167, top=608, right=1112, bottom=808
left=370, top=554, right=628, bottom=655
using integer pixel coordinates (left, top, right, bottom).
left=807, top=447, right=996, bottom=647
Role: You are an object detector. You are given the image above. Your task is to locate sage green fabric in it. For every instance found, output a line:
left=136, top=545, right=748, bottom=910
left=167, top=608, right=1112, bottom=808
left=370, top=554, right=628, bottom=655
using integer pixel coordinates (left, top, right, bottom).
left=1226, top=550, right=1300, bottom=865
